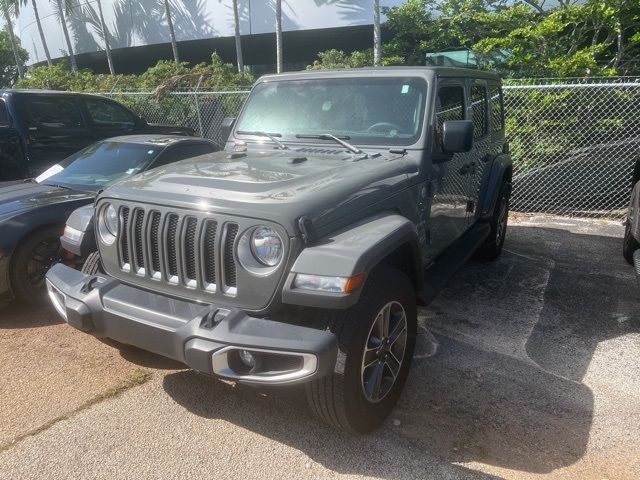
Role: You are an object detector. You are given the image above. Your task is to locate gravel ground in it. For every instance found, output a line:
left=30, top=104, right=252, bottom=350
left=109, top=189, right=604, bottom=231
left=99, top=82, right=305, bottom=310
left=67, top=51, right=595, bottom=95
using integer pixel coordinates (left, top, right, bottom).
left=0, top=216, right=638, bottom=479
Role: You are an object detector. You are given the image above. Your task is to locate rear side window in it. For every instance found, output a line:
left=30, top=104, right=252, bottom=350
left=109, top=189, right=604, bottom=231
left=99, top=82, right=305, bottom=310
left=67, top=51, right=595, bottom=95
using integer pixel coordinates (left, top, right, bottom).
left=0, top=101, right=9, bottom=127
left=26, top=96, right=83, bottom=129
left=85, top=98, right=137, bottom=129
left=489, top=84, right=504, bottom=132
left=154, top=144, right=215, bottom=167
left=470, top=84, right=488, bottom=139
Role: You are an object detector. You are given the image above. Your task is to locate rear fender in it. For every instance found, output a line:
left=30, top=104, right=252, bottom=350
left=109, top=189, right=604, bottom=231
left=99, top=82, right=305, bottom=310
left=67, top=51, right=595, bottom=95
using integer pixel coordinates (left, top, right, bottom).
left=478, top=153, right=512, bottom=220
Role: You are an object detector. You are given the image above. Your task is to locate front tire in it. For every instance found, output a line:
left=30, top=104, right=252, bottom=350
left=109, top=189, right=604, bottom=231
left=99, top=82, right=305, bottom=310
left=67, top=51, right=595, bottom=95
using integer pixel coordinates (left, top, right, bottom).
left=81, top=251, right=104, bottom=275
left=305, top=266, right=417, bottom=433
left=9, top=226, right=64, bottom=303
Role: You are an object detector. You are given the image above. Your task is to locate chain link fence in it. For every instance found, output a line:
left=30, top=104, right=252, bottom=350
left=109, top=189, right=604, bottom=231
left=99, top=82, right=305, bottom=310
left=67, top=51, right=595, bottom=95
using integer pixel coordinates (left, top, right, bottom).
left=97, top=77, right=640, bottom=219
left=504, top=77, right=640, bottom=219
left=102, top=87, right=250, bottom=146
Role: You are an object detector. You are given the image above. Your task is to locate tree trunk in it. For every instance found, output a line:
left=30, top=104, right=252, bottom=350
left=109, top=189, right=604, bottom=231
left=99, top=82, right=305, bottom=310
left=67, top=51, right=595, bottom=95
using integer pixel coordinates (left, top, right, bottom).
left=163, top=0, right=180, bottom=63
left=31, top=0, right=52, bottom=66
left=56, top=0, right=78, bottom=72
left=2, top=4, right=23, bottom=78
left=232, top=0, right=243, bottom=73
left=373, top=0, right=381, bottom=66
left=96, top=0, right=115, bottom=74
left=275, top=0, right=283, bottom=73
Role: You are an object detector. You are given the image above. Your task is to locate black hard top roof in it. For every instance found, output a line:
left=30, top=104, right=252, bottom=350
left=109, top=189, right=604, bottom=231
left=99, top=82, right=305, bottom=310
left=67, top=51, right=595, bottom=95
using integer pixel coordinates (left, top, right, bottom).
left=258, top=66, right=501, bottom=83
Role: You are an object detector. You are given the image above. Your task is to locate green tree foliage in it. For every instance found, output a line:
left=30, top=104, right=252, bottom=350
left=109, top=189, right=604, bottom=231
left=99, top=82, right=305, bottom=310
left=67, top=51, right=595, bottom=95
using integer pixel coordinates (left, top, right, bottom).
left=0, top=26, right=28, bottom=87
left=309, top=0, right=640, bottom=77
left=15, top=52, right=253, bottom=92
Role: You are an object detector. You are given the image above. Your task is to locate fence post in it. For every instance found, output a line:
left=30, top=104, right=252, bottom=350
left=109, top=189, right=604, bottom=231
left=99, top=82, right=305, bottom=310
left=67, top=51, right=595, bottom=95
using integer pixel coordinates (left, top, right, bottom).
left=108, top=78, right=120, bottom=99
left=194, top=75, right=204, bottom=137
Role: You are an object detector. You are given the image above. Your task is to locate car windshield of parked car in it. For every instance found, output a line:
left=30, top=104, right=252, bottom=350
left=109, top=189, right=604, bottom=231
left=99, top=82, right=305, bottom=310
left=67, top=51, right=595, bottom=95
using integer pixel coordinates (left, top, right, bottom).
left=235, top=77, right=428, bottom=146
left=35, top=141, right=160, bottom=191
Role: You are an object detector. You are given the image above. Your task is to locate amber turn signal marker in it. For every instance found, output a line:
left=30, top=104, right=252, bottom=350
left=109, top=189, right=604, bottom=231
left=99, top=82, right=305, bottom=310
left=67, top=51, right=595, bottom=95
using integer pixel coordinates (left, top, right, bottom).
left=343, top=273, right=365, bottom=293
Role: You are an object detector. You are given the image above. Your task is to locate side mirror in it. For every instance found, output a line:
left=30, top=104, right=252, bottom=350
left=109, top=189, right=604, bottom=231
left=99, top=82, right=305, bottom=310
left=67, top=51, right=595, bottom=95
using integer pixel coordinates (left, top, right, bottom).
left=221, top=117, right=236, bottom=144
left=442, top=120, right=473, bottom=153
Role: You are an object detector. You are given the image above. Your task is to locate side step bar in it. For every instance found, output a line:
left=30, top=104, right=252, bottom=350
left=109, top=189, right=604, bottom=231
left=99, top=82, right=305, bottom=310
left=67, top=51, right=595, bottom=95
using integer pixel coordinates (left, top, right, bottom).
left=420, top=221, right=491, bottom=305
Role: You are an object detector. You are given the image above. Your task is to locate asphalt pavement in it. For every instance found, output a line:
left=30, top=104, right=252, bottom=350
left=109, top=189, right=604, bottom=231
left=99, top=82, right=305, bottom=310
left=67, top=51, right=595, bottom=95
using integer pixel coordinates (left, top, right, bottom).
left=0, top=216, right=638, bottom=479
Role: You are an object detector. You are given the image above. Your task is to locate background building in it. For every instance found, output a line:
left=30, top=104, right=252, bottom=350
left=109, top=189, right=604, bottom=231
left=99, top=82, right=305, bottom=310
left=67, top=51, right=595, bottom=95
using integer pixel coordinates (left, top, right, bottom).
left=12, top=0, right=401, bottom=74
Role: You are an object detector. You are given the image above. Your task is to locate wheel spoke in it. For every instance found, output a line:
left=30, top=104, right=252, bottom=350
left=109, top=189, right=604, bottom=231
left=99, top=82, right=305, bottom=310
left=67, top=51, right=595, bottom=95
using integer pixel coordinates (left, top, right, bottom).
left=365, top=362, right=385, bottom=401
left=381, top=304, right=391, bottom=338
left=384, top=355, right=401, bottom=380
left=388, top=316, right=406, bottom=346
left=362, top=347, right=378, bottom=370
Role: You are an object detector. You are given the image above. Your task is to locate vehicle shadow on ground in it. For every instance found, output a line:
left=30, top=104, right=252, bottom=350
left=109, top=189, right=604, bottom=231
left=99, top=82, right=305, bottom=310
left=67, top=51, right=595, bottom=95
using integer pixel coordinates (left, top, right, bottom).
left=0, top=301, right=63, bottom=329
left=162, top=224, right=640, bottom=477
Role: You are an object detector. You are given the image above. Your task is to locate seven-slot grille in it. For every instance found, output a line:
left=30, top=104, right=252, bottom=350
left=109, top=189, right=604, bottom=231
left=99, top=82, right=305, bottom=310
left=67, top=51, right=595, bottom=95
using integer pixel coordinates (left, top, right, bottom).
left=118, top=206, right=238, bottom=294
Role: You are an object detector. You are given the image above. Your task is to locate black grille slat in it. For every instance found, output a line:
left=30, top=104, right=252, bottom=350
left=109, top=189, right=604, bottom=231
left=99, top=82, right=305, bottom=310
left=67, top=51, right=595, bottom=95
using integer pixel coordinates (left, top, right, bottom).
left=224, top=223, right=239, bottom=288
left=184, top=217, right=198, bottom=281
left=134, top=210, right=145, bottom=269
left=203, top=220, right=218, bottom=285
left=167, top=214, right=179, bottom=278
left=120, top=207, right=130, bottom=265
left=150, top=212, right=161, bottom=273
left=113, top=204, right=251, bottom=298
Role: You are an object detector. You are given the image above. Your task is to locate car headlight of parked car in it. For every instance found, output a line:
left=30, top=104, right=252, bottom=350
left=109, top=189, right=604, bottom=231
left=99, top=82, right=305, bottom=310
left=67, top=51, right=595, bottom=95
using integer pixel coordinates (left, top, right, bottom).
left=237, top=225, right=284, bottom=273
left=98, top=203, right=119, bottom=245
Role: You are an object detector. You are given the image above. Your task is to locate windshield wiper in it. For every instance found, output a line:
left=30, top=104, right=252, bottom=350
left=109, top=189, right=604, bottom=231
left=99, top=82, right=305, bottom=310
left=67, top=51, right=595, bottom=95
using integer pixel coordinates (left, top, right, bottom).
left=295, top=133, right=366, bottom=156
left=236, top=130, right=289, bottom=150
left=41, top=182, right=75, bottom=191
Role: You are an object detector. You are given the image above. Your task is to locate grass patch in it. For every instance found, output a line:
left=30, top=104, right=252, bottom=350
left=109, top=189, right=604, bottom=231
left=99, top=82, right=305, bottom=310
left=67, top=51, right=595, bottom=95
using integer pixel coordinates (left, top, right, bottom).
left=0, top=368, right=151, bottom=453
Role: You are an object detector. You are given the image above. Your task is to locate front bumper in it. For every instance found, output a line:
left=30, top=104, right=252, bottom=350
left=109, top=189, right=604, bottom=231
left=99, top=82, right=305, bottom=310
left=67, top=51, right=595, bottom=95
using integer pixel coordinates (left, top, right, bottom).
left=45, top=263, right=337, bottom=385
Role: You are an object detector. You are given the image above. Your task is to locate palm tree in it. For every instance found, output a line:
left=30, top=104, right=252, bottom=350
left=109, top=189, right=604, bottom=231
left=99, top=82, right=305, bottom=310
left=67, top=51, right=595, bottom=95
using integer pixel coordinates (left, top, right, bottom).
left=275, top=0, right=283, bottom=73
left=1, top=0, right=24, bottom=77
left=232, top=0, right=243, bottom=73
left=55, top=0, right=78, bottom=72
left=95, top=0, right=115, bottom=74
left=162, top=0, right=179, bottom=63
left=373, top=0, right=381, bottom=66
left=23, top=0, right=52, bottom=66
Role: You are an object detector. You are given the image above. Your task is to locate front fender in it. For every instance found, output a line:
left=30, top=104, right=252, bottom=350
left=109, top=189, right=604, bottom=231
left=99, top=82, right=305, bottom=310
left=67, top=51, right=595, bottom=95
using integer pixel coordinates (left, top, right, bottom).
left=478, top=153, right=512, bottom=220
left=281, top=213, right=420, bottom=309
left=60, top=204, right=97, bottom=256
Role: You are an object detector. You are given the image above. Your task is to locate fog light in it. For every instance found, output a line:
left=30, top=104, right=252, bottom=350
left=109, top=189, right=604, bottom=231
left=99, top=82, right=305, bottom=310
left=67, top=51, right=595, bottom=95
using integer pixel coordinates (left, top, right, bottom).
left=239, top=349, right=257, bottom=369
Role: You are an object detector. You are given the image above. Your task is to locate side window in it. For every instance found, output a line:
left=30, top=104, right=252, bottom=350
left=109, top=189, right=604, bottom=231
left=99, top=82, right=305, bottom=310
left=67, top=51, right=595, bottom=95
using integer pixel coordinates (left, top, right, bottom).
left=26, top=96, right=83, bottom=129
left=489, top=84, right=504, bottom=133
left=154, top=144, right=214, bottom=167
left=85, top=98, right=137, bottom=129
left=435, top=85, right=465, bottom=150
left=470, top=84, right=488, bottom=139
left=0, top=101, right=9, bottom=127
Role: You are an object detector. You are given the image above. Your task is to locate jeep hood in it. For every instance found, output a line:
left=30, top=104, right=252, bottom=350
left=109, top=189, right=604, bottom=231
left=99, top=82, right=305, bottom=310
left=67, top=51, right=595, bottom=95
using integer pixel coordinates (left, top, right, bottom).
left=102, top=149, right=418, bottom=234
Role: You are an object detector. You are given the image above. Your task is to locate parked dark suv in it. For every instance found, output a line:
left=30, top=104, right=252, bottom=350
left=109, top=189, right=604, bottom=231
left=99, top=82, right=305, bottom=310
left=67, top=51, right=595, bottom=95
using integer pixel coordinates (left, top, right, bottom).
left=0, top=90, right=194, bottom=181
left=46, top=67, right=512, bottom=432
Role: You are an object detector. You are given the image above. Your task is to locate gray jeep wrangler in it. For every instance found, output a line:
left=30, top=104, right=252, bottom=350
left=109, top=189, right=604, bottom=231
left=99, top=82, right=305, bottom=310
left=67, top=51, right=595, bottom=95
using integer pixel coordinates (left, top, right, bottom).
left=46, top=67, right=512, bottom=433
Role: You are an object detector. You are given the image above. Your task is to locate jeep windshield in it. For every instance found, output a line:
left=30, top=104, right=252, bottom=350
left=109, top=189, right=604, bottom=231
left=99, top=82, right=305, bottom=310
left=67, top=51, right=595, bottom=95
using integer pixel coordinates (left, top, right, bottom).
left=235, top=77, right=428, bottom=146
left=35, top=141, right=160, bottom=191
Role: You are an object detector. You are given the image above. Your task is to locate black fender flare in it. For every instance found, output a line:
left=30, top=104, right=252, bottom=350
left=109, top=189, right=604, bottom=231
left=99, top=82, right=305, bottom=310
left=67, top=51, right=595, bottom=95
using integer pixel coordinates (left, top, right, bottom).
left=478, top=153, right=513, bottom=220
left=282, top=213, right=422, bottom=309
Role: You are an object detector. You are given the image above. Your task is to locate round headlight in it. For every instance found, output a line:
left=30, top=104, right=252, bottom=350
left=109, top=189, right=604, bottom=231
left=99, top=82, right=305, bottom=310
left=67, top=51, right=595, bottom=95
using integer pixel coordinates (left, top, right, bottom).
left=98, top=203, right=119, bottom=245
left=104, top=204, right=119, bottom=236
left=250, top=226, right=283, bottom=267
